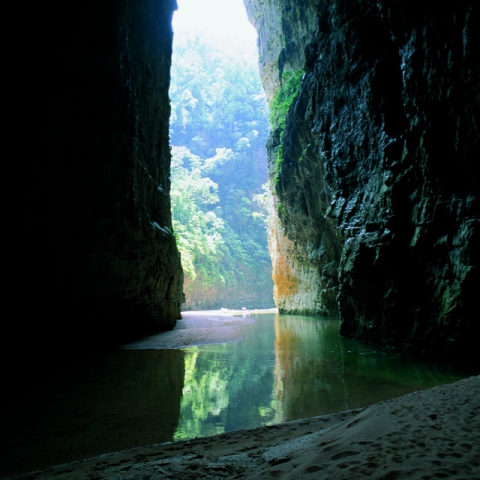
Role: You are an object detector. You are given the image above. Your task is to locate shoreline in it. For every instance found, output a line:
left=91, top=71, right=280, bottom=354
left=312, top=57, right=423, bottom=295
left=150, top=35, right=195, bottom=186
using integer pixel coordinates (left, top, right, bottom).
left=7, top=375, right=479, bottom=479
left=121, top=308, right=278, bottom=350
left=5, top=313, right=478, bottom=479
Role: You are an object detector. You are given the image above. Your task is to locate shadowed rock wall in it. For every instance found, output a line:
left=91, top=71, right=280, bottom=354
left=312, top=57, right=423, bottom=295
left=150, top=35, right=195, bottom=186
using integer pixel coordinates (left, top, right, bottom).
left=245, top=0, right=479, bottom=357
left=16, top=0, right=183, bottom=354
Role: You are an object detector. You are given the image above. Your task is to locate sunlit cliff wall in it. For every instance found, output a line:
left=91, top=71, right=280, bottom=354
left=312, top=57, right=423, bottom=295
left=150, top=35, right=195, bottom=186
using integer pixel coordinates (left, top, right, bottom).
left=17, top=0, right=183, bottom=356
left=245, top=0, right=338, bottom=315
left=245, top=0, right=479, bottom=357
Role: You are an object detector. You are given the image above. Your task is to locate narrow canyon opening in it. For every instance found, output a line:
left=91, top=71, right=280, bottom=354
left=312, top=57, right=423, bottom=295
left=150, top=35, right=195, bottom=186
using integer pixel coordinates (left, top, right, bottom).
left=170, top=0, right=274, bottom=310
left=3, top=0, right=478, bottom=477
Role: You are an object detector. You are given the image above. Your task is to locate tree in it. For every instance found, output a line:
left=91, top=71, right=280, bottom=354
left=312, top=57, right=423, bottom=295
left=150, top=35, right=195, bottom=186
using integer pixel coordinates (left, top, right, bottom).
left=170, top=32, right=273, bottom=309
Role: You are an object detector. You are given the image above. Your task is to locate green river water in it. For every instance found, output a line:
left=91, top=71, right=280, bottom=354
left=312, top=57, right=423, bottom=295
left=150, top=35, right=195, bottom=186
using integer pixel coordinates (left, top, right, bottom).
left=174, top=313, right=476, bottom=439
left=2, top=313, right=477, bottom=476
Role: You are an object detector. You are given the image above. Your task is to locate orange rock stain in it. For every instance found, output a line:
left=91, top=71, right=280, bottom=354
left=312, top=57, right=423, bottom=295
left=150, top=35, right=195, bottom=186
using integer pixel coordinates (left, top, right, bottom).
left=272, top=255, right=298, bottom=298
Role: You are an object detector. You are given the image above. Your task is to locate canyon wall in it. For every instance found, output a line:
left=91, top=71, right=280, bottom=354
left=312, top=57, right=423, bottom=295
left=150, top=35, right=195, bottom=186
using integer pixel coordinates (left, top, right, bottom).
left=245, top=0, right=336, bottom=315
left=13, top=0, right=478, bottom=362
left=17, top=0, right=184, bottom=355
left=245, top=0, right=479, bottom=357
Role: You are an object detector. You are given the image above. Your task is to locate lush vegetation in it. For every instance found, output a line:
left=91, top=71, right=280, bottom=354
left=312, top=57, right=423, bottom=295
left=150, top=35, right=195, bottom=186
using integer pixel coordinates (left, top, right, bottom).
left=269, top=70, right=304, bottom=130
left=170, top=33, right=273, bottom=309
left=268, top=69, right=304, bottom=186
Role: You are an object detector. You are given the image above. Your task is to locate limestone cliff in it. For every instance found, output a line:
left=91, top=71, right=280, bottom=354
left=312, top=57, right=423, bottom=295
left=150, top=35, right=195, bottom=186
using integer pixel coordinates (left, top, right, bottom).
left=245, top=0, right=335, bottom=314
left=17, top=0, right=184, bottom=355
left=244, top=0, right=321, bottom=100
left=245, top=0, right=479, bottom=357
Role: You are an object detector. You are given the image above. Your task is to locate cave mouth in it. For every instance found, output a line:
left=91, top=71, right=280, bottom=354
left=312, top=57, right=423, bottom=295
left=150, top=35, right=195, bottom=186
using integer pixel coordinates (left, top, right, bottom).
left=169, top=0, right=275, bottom=311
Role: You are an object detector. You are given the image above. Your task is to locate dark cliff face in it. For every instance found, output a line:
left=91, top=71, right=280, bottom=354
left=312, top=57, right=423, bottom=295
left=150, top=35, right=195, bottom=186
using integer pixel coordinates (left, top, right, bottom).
left=12, top=0, right=478, bottom=362
left=16, top=0, right=183, bottom=355
left=247, top=0, right=479, bottom=357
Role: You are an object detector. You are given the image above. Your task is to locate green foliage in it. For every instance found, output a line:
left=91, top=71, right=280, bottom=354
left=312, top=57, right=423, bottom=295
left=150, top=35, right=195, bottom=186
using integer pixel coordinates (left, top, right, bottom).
left=170, top=33, right=274, bottom=308
left=269, top=70, right=304, bottom=187
left=171, top=146, right=225, bottom=283
left=269, top=70, right=304, bottom=131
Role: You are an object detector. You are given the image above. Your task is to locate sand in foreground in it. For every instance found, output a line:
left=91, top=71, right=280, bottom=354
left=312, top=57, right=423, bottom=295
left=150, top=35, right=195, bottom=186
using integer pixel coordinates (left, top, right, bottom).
left=9, top=375, right=479, bottom=479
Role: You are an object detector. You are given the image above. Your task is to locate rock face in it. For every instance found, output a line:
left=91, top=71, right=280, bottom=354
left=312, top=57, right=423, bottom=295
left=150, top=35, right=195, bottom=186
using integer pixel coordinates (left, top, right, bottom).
left=244, top=0, right=321, bottom=101
left=14, top=0, right=478, bottom=362
left=18, top=0, right=184, bottom=354
left=245, top=0, right=479, bottom=357
left=246, top=0, right=335, bottom=315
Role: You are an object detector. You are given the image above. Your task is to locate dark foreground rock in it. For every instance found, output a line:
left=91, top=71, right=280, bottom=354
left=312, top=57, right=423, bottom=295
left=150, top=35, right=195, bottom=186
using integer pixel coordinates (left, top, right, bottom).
left=12, top=0, right=183, bottom=360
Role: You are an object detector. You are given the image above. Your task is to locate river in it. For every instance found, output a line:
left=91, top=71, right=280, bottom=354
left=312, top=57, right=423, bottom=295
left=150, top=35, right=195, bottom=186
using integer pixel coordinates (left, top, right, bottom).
left=1, top=313, right=477, bottom=476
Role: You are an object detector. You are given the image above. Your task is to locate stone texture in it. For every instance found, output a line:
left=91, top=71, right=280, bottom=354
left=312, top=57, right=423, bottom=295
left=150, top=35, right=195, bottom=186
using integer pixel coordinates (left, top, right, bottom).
left=15, top=0, right=184, bottom=356
left=244, top=0, right=322, bottom=100
left=245, top=0, right=331, bottom=313
left=245, top=0, right=479, bottom=357
left=10, top=0, right=479, bottom=364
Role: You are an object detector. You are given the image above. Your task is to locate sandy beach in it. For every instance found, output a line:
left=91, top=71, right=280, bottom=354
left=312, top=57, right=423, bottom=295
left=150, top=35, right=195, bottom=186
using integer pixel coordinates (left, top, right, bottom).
left=7, top=376, right=479, bottom=479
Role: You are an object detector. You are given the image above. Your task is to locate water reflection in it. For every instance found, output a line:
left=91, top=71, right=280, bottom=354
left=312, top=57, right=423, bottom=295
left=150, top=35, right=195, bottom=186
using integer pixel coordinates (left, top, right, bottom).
left=1, top=349, right=185, bottom=477
left=273, top=315, right=467, bottom=420
left=3, top=315, right=476, bottom=477
left=175, top=313, right=476, bottom=440
left=174, top=314, right=281, bottom=440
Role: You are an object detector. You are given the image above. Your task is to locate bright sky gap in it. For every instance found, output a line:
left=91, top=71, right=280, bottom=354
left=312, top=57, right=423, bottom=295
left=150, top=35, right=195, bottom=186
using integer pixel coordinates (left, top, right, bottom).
left=172, top=0, right=257, bottom=41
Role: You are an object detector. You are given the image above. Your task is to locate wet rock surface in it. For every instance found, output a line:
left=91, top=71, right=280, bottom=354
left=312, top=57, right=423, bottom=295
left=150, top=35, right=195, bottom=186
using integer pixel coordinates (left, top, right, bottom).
left=245, top=0, right=479, bottom=356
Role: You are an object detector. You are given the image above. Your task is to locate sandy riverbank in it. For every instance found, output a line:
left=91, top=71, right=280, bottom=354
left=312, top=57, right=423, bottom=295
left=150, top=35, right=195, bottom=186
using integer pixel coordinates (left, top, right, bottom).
left=122, top=308, right=278, bottom=350
left=7, top=375, right=479, bottom=479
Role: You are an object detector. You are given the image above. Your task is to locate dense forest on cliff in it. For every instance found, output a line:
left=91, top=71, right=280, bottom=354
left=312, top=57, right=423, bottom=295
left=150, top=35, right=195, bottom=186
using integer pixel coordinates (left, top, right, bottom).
left=169, top=33, right=274, bottom=309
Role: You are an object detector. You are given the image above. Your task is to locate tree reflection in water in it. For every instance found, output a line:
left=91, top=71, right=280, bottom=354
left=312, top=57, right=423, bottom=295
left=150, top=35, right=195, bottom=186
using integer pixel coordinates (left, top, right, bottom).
left=174, top=313, right=473, bottom=441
